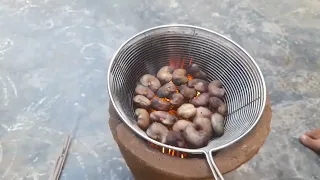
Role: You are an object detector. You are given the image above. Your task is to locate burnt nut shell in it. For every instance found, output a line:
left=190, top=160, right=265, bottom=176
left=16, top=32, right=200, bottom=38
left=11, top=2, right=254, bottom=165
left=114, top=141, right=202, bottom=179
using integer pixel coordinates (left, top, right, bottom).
left=211, top=113, right=225, bottom=137
left=172, top=69, right=188, bottom=86
left=194, top=106, right=212, bottom=119
left=177, top=103, right=197, bottom=119
left=209, top=80, right=223, bottom=88
left=151, top=97, right=171, bottom=111
left=157, top=83, right=177, bottom=98
left=188, top=79, right=209, bottom=92
left=217, top=103, right=228, bottom=116
left=157, top=66, right=174, bottom=84
left=183, top=117, right=213, bottom=148
left=179, top=85, right=197, bottom=99
left=186, top=64, right=200, bottom=75
left=165, top=131, right=186, bottom=148
left=135, top=108, right=150, bottom=130
left=150, top=111, right=178, bottom=126
left=193, top=117, right=213, bottom=139
left=208, top=83, right=225, bottom=99
left=208, top=97, right=228, bottom=116
left=146, top=122, right=169, bottom=143
left=190, top=93, right=210, bottom=107
left=192, top=70, right=207, bottom=80
left=133, top=95, right=151, bottom=109
left=172, top=119, right=193, bottom=133
left=169, top=93, right=185, bottom=107
left=140, top=74, right=161, bottom=92
left=135, top=84, right=155, bottom=99
left=188, top=79, right=206, bottom=88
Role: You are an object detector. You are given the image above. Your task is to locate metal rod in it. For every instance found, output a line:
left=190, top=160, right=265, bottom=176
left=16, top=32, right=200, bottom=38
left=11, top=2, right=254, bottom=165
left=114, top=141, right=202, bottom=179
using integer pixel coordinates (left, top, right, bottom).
left=52, top=157, right=62, bottom=180
left=62, top=135, right=71, bottom=152
left=48, top=156, right=61, bottom=180
left=55, top=135, right=71, bottom=180
left=51, top=134, right=72, bottom=180
left=50, top=114, right=83, bottom=180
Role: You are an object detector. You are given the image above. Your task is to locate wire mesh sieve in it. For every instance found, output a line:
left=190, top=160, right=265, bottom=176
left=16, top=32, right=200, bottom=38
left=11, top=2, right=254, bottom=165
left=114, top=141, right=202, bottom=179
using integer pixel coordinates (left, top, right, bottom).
left=107, top=24, right=267, bottom=180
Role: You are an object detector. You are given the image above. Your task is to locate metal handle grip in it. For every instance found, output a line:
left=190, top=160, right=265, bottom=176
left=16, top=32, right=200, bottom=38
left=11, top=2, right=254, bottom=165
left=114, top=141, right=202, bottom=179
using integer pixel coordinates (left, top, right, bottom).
left=204, top=151, right=224, bottom=180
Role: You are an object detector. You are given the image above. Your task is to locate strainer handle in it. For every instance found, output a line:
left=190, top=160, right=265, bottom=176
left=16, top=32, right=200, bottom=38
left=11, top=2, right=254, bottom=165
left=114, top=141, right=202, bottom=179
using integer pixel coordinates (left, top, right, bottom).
left=204, top=151, right=224, bottom=180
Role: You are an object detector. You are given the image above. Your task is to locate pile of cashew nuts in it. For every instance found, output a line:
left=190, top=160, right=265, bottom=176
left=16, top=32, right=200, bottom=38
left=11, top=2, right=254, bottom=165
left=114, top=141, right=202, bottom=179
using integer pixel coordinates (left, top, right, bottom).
left=133, top=64, right=227, bottom=149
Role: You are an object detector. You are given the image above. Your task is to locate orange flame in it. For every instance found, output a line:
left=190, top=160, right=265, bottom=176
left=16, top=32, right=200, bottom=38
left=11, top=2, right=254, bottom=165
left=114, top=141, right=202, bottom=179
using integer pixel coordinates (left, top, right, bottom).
left=161, top=97, right=170, bottom=102
left=168, top=109, right=177, bottom=115
left=148, top=142, right=188, bottom=158
left=181, top=59, right=185, bottom=69
left=169, top=59, right=174, bottom=68
left=169, top=58, right=192, bottom=69
left=176, top=59, right=180, bottom=69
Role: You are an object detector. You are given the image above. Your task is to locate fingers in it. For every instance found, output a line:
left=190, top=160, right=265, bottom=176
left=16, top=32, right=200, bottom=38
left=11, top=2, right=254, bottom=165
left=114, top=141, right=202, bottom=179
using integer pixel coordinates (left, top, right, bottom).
left=305, top=128, right=320, bottom=139
left=300, top=135, right=320, bottom=153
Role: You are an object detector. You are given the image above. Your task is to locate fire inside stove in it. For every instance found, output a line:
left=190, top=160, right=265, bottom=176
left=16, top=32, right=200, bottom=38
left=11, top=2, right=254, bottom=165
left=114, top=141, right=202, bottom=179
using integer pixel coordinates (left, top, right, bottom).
left=133, top=57, right=227, bottom=159
left=148, top=141, right=188, bottom=158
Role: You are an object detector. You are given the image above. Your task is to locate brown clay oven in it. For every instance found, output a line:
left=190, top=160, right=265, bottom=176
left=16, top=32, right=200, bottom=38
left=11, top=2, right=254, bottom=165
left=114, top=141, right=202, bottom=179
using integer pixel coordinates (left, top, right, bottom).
left=108, top=95, right=272, bottom=180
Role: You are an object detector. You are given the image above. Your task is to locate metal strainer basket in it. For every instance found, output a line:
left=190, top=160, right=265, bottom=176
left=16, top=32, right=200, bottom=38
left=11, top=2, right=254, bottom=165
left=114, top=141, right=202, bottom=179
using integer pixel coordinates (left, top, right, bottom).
left=107, top=24, right=266, bottom=180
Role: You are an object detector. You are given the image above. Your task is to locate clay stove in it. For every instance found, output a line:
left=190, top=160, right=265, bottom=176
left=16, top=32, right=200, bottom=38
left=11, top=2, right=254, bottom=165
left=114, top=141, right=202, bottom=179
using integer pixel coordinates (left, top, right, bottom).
left=108, top=96, right=272, bottom=180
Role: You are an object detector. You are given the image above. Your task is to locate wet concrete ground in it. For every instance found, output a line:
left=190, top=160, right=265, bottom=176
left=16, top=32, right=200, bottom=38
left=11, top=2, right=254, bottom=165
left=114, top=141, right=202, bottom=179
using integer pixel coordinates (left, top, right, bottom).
left=0, top=0, right=319, bottom=179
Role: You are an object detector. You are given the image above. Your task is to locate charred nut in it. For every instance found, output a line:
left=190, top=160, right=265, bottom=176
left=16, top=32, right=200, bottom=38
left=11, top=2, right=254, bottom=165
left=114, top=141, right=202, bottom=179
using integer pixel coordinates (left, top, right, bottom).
left=188, top=79, right=209, bottom=93
left=192, top=70, right=207, bottom=80
left=135, top=84, right=155, bottom=99
left=157, top=66, right=174, bottom=84
left=211, top=113, right=225, bottom=137
left=165, top=131, right=186, bottom=148
left=186, top=64, right=207, bottom=79
left=209, top=80, right=223, bottom=88
left=190, top=93, right=210, bottom=107
left=172, top=119, right=193, bottom=133
left=194, top=106, right=212, bottom=119
left=183, top=117, right=213, bottom=148
left=177, top=103, right=197, bottom=119
left=186, top=64, right=200, bottom=75
left=169, top=93, right=185, bottom=108
left=208, top=97, right=228, bottom=116
left=151, top=97, right=171, bottom=111
left=146, top=122, right=169, bottom=143
left=179, top=85, right=197, bottom=99
left=157, top=83, right=177, bottom=98
left=208, top=80, right=225, bottom=99
left=135, top=108, right=150, bottom=131
left=172, top=69, right=188, bottom=86
left=140, top=74, right=161, bottom=92
left=133, top=95, right=151, bottom=109
left=150, top=111, right=178, bottom=126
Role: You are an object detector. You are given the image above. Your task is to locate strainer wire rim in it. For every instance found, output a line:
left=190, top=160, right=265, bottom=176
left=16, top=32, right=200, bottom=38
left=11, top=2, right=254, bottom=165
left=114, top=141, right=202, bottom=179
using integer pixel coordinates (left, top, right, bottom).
left=107, top=24, right=267, bottom=154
